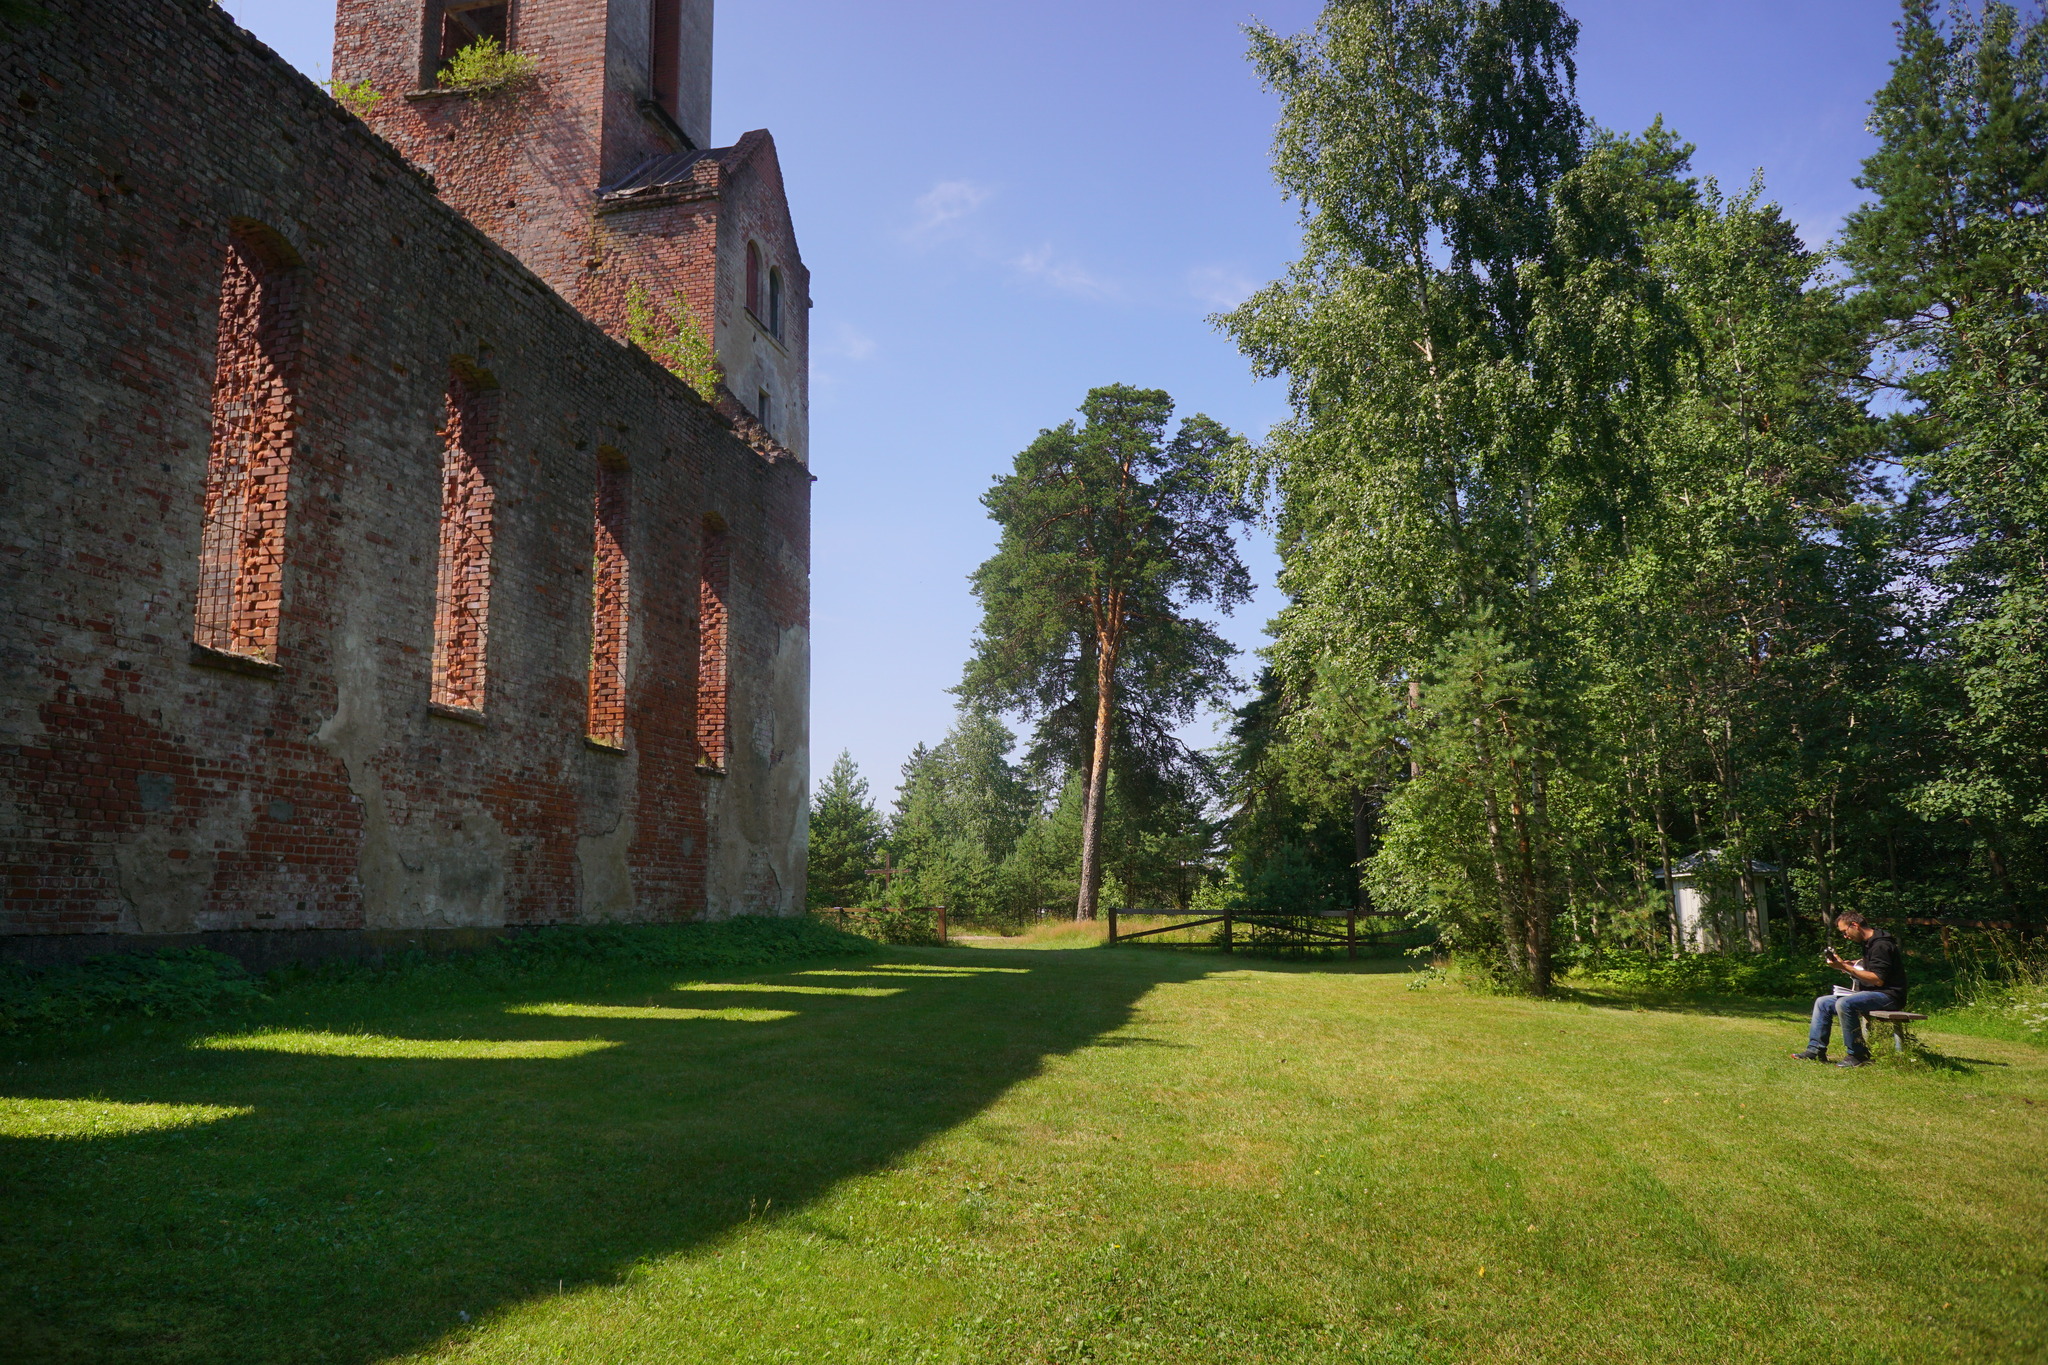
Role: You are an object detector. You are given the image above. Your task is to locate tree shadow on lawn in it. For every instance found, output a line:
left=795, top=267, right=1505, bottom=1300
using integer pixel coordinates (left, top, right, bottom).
left=0, top=946, right=1217, bottom=1364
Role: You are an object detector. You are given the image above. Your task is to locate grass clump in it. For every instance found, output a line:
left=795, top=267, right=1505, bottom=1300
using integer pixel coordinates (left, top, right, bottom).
left=437, top=35, right=538, bottom=94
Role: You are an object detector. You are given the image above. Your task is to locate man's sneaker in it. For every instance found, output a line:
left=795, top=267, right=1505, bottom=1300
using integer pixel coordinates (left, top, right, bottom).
left=1790, top=1049, right=1828, bottom=1061
left=1836, top=1056, right=1872, bottom=1068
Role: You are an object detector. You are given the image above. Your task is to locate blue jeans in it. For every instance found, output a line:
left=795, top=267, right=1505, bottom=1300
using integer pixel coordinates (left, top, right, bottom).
left=1807, top=991, right=1892, bottom=1059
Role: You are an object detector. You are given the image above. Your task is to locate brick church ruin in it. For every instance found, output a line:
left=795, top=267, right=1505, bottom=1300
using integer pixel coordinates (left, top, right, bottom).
left=1, top=0, right=811, bottom=962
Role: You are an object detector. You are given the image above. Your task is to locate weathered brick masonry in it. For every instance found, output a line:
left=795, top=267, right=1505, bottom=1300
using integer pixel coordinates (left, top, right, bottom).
left=0, top=0, right=810, bottom=960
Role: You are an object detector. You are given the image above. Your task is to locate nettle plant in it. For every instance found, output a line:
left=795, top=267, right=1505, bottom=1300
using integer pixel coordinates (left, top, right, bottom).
left=325, top=78, right=384, bottom=117
left=439, top=36, right=539, bottom=95
left=626, top=282, right=722, bottom=401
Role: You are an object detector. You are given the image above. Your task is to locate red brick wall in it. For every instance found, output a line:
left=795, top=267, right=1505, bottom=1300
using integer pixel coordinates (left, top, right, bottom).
left=695, top=518, right=729, bottom=769
left=585, top=452, right=630, bottom=748
left=194, top=229, right=301, bottom=665
left=0, top=0, right=810, bottom=940
left=429, top=368, right=497, bottom=713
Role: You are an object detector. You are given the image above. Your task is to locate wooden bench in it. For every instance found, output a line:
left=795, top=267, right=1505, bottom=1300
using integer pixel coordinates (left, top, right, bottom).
left=1866, top=1010, right=1928, bottom=1053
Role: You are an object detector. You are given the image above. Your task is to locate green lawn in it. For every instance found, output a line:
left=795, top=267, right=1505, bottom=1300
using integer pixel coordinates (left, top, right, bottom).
left=4, top=942, right=2044, bottom=1364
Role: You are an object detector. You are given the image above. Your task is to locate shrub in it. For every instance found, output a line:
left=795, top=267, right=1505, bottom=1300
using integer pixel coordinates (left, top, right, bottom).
left=0, top=916, right=871, bottom=1038
left=325, top=77, right=384, bottom=117
left=626, top=283, right=723, bottom=401
left=438, top=36, right=538, bottom=95
left=1572, top=946, right=1837, bottom=999
left=0, top=949, right=265, bottom=1036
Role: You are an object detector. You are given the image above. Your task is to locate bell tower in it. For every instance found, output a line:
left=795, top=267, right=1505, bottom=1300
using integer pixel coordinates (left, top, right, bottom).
left=332, top=0, right=808, bottom=462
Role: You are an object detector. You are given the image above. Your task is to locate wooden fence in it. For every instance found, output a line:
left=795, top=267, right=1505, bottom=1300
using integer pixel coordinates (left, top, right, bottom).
left=1107, top=908, right=1405, bottom=958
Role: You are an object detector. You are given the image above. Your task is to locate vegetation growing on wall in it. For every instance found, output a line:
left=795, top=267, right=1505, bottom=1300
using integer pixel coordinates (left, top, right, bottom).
left=438, top=35, right=539, bottom=95
left=626, top=282, right=723, bottom=402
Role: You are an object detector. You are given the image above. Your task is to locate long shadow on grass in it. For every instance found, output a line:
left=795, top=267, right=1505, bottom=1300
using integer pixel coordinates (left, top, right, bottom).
left=0, top=946, right=1221, bottom=1364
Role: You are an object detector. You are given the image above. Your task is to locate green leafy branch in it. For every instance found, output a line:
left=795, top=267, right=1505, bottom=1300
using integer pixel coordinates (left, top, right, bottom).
left=438, top=36, right=539, bottom=95
left=626, top=282, right=723, bottom=401
left=325, top=78, right=385, bottom=117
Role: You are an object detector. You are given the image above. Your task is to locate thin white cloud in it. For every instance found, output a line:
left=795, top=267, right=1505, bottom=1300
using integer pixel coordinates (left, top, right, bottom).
left=1187, top=265, right=1260, bottom=310
left=908, top=179, right=994, bottom=239
left=826, top=321, right=877, bottom=362
left=1011, top=243, right=1120, bottom=300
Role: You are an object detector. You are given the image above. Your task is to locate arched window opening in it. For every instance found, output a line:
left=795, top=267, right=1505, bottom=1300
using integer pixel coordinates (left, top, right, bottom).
left=650, top=0, right=681, bottom=120
left=767, top=266, right=783, bottom=338
left=431, top=364, right=498, bottom=712
left=695, top=516, right=730, bottom=771
left=745, top=241, right=761, bottom=318
left=196, top=222, right=300, bottom=664
left=587, top=450, right=632, bottom=748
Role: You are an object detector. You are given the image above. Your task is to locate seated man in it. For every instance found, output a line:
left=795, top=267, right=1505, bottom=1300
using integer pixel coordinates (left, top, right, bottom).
left=1794, top=912, right=1908, bottom=1068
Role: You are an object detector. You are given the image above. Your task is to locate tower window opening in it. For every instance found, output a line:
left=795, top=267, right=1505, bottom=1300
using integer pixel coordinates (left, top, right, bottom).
left=440, top=1, right=509, bottom=64
left=431, top=367, right=498, bottom=712
left=755, top=388, right=772, bottom=433
left=650, top=0, right=681, bottom=120
left=696, top=517, right=730, bottom=770
left=586, top=452, right=631, bottom=748
left=196, top=224, right=300, bottom=664
left=767, top=267, right=783, bottom=338
left=745, top=241, right=761, bottom=318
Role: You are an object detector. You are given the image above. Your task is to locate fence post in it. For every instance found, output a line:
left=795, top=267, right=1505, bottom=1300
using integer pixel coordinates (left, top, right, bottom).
left=937, top=906, right=947, bottom=946
left=1108, top=908, right=1118, bottom=945
left=1222, top=908, right=1234, bottom=954
left=1348, top=908, right=1358, bottom=960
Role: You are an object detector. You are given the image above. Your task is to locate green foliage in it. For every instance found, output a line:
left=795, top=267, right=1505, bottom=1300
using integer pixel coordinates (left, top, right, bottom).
left=482, top=915, right=869, bottom=974
left=1219, top=0, right=2039, bottom=993
left=1840, top=1, right=2048, bottom=910
left=807, top=751, right=888, bottom=909
left=960, top=385, right=1250, bottom=917
left=813, top=908, right=947, bottom=946
left=626, top=282, right=723, bottom=401
left=1572, top=945, right=1836, bottom=1000
left=0, top=0, right=50, bottom=31
left=0, top=918, right=869, bottom=1037
left=437, top=35, right=539, bottom=94
left=325, top=77, right=385, bottom=117
left=0, top=949, right=264, bottom=1036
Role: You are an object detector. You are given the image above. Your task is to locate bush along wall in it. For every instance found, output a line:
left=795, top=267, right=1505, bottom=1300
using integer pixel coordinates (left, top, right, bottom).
left=0, top=915, right=874, bottom=1037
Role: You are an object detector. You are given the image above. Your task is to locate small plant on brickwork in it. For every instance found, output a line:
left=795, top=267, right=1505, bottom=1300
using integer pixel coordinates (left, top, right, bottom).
left=438, top=35, right=539, bottom=95
left=626, top=282, right=723, bottom=401
left=325, top=78, right=385, bottom=118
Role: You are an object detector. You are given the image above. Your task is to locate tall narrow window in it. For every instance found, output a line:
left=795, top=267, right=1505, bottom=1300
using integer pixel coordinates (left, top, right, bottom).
left=767, top=266, right=783, bottom=338
left=650, top=0, right=681, bottom=120
left=755, top=388, right=773, bottom=434
left=431, top=366, right=497, bottom=712
left=586, top=451, right=631, bottom=748
left=745, top=241, right=761, bottom=317
left=695, top=517, right=730, bottom=770
left=196, top=224, right=300, bottom=664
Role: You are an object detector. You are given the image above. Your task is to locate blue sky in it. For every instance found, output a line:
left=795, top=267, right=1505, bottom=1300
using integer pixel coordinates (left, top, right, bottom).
left=226, top=0, right=1904, bottom=802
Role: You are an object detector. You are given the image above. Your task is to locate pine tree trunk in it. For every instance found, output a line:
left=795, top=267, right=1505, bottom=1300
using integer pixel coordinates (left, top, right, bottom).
left=1075, top=631, right=1120, bottom=921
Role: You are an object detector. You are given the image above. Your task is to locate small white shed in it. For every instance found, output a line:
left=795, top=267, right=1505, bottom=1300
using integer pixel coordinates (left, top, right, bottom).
left=1656, top=851, right=1781, bottom=953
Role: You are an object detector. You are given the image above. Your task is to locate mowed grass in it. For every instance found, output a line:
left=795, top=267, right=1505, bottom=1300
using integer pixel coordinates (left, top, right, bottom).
left=3, top=945, right=2044, bottom=1364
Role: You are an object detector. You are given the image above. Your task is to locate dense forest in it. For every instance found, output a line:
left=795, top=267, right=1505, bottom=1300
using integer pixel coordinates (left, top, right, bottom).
left=811, top=0, right=2045, bottom=993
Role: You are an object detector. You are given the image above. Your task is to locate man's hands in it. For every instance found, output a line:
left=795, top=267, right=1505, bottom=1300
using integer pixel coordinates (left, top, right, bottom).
left=1825, top=947, right=1880, bottom=986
